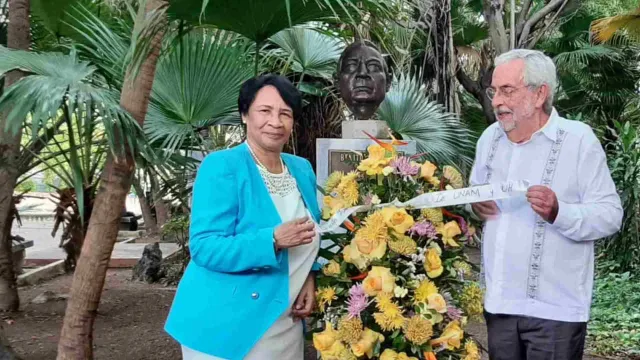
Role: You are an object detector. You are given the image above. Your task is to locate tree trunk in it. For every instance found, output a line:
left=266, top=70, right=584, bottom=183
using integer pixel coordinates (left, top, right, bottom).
left=148, top=168, right=168, bottom=227
left=132, top=175, right=157, bottom=234
left=0, top=324, right=20, bottom=360
left=56, top=1, right=166, bottom=359
left=0, top=0, right=31, bottom=313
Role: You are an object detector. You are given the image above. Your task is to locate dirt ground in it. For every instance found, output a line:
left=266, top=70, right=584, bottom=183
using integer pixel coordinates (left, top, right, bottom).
left=3, top=267, right=610, bottom=360
left=4, top=270, right=181, bottom=360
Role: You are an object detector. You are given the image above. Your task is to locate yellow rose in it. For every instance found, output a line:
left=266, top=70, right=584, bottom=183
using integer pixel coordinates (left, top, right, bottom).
left=443, top=165, right=464, bottom=189
left=322, top=195, right=347, bottom=219
left=350, top=329, right=384, bottom=358
left=321, top=341, right=356, bottom=360
left=427, top=293, right=448, bottom=313
left=322, top=260, right=341, bottom=276
left=358, top=145, right=393, bottom=176
left=430, top=320, right=464, bottom=350
left=362, top=266, right=396, bottom=296
left=354, top=233, right=387, bottom=260
left=421, top=161, right=437, bottom=179
left=380, top=349, right=418, bottom=360
left=343, top=242, right=369, bottom=271
left=424, top=247, right=444, bottom=278
left=437, top=221, right=462, bottom=247
left=313, top=324, right=339, bottom=352
left=380, top=207, right=415, bottom=235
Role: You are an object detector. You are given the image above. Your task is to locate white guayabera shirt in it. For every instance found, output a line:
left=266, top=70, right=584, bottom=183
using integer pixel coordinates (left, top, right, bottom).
left=469, top=108, right=623, bottom=323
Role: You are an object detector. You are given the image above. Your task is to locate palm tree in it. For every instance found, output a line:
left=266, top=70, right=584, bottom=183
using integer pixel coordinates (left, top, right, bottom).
left=57, top=0, right=168, bottom=357
left=591, top=6, right=640, bottom=43
left=0, top=0, right=30, bottom=314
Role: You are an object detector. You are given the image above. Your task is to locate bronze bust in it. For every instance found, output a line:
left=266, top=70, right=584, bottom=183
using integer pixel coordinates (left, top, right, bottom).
left=336, top=40, right=391, bottom=120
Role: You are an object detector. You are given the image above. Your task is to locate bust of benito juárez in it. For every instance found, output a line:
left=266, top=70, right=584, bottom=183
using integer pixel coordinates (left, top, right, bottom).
left=336, top=40, right=391, bottom=120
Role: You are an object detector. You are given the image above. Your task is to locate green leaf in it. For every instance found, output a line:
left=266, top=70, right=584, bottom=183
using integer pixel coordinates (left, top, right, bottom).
left=144, top=31, right=254, bottom=153
left=376, top=72, right=476, bottom=169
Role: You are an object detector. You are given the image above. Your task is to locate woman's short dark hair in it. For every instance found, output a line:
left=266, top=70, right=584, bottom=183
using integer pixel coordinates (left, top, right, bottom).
left=238, top=74, right=302, bottom=120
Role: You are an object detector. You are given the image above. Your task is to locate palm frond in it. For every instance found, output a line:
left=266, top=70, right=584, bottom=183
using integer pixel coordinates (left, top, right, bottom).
left=0, top=46, right=144, bottom=157
left=269, top=26, right=344, bottom=80
left=376, top=72, right=476, bottom=169
left=553, top=43, right=620, bottom=70
left=591, top=7, right=640, bottom=43
left=144, top=31, right=254, bottom=153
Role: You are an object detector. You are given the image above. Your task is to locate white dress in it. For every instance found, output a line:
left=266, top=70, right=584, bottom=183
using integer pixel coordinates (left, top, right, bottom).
left=182, top=162, right=319, bottom=360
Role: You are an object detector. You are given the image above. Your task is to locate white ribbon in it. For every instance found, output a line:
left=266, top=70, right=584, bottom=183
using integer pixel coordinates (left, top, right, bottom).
left=318, top=180, right=530, bottom=233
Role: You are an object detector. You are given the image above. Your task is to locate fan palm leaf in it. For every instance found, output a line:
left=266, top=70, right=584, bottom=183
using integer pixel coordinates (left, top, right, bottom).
left=269, top=26, right=343, bottom=81
left=376, top=73, right=475, bottom=169
left=591, top=6, right=640, bottom=43
left=0, top=46, right=143, bottom=220
left=0, top=47, right=142, bottom=154
left=144, top=31, right=254, bottom=153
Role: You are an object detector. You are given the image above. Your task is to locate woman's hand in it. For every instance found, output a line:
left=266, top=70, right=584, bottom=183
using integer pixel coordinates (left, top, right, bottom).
left=292, top=274, right=315, bottom=321
left=274, top=217, right=316, bottom=250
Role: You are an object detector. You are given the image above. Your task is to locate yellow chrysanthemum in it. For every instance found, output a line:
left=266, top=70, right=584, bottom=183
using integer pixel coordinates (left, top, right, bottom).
left=325, top=171, right=344, bottom=193
left=353, top=212, right=388, bottom=259
left=373, top=311, right=406, bottom=331
left=404, top=315, right=433, bottom=346
left=388, top=236, right=418, bottom=256
left=338, top=316, right=364, bottom=344
left=443, top=165, right=464, bottom=189
left=336, top=171, right=360, bottom=207
left=460, top=282, right=484, bottom=320
left=316, top=287, right=338, bottom=313
left=421, top=208, right=443, bottom=224
left=375, top=293, right=402, bottom=316
left=463, top=339, right=481, bottom=360
left=414, top=280, right=439, bottom=305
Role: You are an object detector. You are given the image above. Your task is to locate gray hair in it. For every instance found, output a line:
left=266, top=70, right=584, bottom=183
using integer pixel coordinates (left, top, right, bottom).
left=495, top=49, right=557, bottom=114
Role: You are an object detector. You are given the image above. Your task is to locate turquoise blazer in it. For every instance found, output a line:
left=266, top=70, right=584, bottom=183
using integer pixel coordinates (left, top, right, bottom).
left=164, top=143, right=321, bottom=360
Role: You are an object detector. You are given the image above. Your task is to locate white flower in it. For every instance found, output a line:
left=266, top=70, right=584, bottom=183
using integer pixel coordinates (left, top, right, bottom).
left=394, top=286, right=409, bottom=298
left=371, top=194, right=381, bottom=205
left=382, top=166, right=394, bottom=176
left=415, top=274, right=427, bottom=281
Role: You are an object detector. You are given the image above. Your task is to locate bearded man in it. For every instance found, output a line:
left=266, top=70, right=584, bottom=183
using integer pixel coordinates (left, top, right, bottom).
left=469, top=49, right=622, bottom=360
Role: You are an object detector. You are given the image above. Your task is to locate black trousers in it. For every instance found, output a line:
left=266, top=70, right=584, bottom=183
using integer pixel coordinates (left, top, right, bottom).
left=484, top=311, right=587, bottom=360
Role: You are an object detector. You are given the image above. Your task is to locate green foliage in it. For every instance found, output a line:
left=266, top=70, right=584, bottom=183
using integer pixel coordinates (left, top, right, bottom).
left=144, top=31, right=254, bottom=154
left=587, top=269, right=640, bottom=357
left=167, top=0, right=385, bottom=43
left=15, top=179, right=36, bottom=193
left=376, top=73, right=476, bottom=170
left=597, top=121, right=640, bottom=272
left=269, top=26, right=343, bottom=82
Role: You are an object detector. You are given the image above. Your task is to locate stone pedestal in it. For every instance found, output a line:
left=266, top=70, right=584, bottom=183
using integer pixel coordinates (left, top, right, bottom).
left=341, top=120, right=390, bottom=139
left=316, top=121, right=416, bottom=199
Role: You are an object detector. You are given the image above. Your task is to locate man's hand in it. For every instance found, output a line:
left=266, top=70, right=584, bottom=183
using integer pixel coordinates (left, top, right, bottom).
left=471, top=201, right=500, bottom=221
left=526, top=185, right=559, bottom=223
left=292, top=274, right=315, bottom=321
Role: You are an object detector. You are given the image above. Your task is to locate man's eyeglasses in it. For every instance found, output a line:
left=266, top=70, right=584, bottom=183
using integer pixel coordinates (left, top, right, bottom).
left=486, top=85, right=530, bottom=100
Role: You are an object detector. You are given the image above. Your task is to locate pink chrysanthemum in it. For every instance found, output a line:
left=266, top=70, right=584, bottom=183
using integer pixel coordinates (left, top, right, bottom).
left=446, top=305, right=464, bottom=321
left=391, top=156, right=420, bottom=178
left=347, top=284, right=369, bottom=318
left=409, top=221, right=437, bottom=239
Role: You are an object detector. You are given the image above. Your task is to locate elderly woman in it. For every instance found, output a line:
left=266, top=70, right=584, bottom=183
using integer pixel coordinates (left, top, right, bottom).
left=165, top=74, right=321, bottom=360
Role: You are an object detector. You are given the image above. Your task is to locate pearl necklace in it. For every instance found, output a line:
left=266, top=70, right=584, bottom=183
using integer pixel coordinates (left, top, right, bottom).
left=246, top=141, right=287, bottom=191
